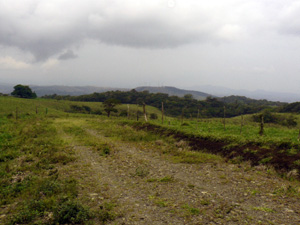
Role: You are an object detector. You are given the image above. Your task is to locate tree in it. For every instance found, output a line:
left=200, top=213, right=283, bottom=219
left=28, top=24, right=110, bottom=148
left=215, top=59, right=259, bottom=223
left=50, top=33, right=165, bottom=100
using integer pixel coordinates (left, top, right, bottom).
left=11, top=84, right=37, bottom=99
left=103, top=99, right=121, bottom=117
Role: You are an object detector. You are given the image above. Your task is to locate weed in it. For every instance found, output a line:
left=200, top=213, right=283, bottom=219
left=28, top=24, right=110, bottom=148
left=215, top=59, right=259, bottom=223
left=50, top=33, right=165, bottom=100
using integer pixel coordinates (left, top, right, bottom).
left=259, top=157, right=273, bottom=164
left=253, top=206, right=275, bottom=213
left=159, top=176, right=174, bottom=182
left=187, top=184, right=195, bottom=189
left=182, top=204, right=200, bottom=215
left=98, top=201, right=116, bottom=223
left=200, top=199, right=210, bottom=206
left=96, top=143, right=111, bottom=156
left=134, top=167, right=149, bottom=178
left=157, top=200, right=168, bottom=207
left=53, top=200, right=92, bottom=224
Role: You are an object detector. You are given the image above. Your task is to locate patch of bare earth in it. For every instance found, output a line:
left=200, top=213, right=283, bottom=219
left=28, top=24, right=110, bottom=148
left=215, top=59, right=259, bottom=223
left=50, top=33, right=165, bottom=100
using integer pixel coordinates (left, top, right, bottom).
left=58, top=122, right=300, bottom=224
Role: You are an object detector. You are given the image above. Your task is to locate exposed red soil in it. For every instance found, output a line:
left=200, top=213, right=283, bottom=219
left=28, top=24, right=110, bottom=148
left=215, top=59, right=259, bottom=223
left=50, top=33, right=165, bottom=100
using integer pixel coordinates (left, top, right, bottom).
left=132, top=122, right=300, bottom=177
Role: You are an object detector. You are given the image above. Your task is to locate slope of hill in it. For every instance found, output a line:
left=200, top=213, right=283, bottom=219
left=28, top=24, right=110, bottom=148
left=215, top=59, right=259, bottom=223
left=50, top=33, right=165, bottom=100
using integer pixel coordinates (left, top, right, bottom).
left=219, top=95, right=285, bottom=107
left=135, top=86, right=212, bottom=100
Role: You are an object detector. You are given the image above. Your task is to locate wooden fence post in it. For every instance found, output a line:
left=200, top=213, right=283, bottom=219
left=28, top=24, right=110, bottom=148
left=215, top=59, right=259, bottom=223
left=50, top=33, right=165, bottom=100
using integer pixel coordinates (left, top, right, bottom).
left=240, top=115, right=244, bottom=134
left=181, top=108, right=184, bottom=125
left=161, top=102, right=164, bottom=124
left=259, top=115, right=264, bottom=136
left=143, top=103, right=148, bottom=122
left=196, top=108, right=200, bottom=130
left=127, top=104, right=130, bottom=119
left=136, top=104, right=139, bottom=121
left=223, top=106, right=226, bottom=131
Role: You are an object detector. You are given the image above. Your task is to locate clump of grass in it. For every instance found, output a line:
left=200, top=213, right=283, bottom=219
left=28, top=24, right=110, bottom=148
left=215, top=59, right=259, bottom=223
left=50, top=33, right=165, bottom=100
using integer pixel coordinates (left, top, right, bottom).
left=200, top=199, right=210, bottom=206
left=98, top=201, right=117, bottom=223
left=182, top=204, right=200, bottom=215
left=96, top=143, right=111, bottom=156
left=159, top=176, right=174, bottom=182
left=133, top=166, right=149, bottom=178
left=253, top=206, right=275, bottom=213
left=259, top=156, right=273, bottom=164
left=53, top=200, right=92, bottom=224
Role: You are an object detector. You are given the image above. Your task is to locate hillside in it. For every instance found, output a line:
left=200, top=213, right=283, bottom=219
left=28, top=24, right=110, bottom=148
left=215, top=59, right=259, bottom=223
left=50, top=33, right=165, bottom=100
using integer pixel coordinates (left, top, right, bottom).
left=1, top=96, right=300, bottom=224
left=219, top=95, right=285, bottom=107
left=135, top=86, right=212, bottom=100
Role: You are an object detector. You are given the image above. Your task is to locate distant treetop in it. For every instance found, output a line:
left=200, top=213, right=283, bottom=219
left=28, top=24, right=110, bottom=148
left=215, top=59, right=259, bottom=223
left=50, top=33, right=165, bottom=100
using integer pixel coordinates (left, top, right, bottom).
left=11, top=84, right=37, bottom=99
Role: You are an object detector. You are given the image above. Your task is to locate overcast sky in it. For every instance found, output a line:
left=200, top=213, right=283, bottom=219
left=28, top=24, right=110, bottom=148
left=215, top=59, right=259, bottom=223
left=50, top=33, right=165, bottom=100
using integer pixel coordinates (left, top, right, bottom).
left=1, top=0, right=300, bottom=93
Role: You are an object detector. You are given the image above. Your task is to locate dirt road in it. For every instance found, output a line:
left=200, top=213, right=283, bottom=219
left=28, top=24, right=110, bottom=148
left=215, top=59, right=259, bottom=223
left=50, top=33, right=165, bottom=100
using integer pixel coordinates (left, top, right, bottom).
left=56, top=118, right=300, bottom=224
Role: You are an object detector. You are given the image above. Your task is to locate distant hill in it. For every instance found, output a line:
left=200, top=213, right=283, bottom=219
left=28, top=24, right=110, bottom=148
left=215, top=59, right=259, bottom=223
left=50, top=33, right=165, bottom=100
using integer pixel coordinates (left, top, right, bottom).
left=134, top=86, right=212, bottom=100
left=189, top=85, right=299, bottom=103
left=30, top=85, right=129, bottom=97
left=0, top=83, right=14, bottom=94
left=219, top=95, right=285, bottom=107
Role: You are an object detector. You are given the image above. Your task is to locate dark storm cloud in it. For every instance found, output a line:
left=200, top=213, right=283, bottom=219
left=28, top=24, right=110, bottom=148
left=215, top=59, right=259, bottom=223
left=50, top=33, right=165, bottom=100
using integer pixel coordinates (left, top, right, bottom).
left=0, top=0, right=298, bottom=62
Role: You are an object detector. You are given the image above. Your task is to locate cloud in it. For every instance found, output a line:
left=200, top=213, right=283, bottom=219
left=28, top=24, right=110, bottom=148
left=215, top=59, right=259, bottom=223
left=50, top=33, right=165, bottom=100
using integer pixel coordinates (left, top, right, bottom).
left=0, top=0, right=294, bottom=61
left=278, top=1, right=300, bottom=35
left=0, top=56, right=31, bottom=69
left=58, top=50, right=77, bottom=60
left=41, top=58, right=59, bottom=69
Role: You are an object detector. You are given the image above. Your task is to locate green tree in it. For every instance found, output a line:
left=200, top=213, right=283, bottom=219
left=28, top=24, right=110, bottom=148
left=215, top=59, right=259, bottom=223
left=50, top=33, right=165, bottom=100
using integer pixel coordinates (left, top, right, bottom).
left=103, top=99, right=121, bottom=117
left=11, top=84, right=37, bottom=99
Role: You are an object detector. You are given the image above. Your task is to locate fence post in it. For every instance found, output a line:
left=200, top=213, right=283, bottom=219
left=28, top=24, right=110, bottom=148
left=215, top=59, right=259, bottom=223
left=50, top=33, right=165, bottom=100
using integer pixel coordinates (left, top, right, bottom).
left=127, top=104, right=130, bottom=119
left=136, top=104, right=139, bottom=121
left=223, top=106, right=226, bottom=131
left=161, top=102, right=164, bottom=124
left=259, top=115, right=264, bottom=136
left=181, top=108, right=184, bottom=125
left=240, top=115, right=244, bottom=134
left=196, top=108, right=200, bottom=130
left=143, top=103, right=148, bottom=122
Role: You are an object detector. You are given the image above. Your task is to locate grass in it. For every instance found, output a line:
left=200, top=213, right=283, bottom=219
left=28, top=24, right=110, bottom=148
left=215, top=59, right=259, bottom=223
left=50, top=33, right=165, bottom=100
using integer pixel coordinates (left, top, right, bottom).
left=0, top=114, right=92, bottom=224
left=1, top=95, right=300, bottom=223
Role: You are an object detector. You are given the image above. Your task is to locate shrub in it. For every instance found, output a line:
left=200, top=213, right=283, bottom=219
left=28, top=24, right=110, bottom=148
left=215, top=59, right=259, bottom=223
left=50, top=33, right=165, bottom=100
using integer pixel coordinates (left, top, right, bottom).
left=119, top=110, right=128, bottom=117
left=252, top=111, right=297, bottom=127
left=150, top=113, right=158, bottom=120
left=53, top=200, right=92, bottom=224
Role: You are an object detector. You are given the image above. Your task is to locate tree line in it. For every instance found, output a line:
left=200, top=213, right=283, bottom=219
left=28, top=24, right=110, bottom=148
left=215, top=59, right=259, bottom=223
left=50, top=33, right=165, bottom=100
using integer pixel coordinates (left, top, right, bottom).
left=42, top=90, right=283, bottom=118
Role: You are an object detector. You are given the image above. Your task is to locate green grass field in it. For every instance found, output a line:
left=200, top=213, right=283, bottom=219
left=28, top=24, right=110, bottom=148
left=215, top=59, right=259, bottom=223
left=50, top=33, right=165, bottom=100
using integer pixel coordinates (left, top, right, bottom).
left=1, top=96, right=300, bottom=224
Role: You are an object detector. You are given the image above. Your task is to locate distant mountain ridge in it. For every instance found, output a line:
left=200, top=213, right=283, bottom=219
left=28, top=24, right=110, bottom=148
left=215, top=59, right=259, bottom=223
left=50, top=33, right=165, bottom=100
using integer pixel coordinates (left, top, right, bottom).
left=30, top=85, right=129, bottom=97
left=135, top=86, right=212, bottom=100
left=0, top=82, right=299, bottom=103
left=189, top=85, right=299, bottom=103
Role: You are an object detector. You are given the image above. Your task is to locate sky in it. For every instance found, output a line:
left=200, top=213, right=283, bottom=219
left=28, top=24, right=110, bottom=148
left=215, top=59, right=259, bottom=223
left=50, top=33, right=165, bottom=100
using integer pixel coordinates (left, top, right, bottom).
left=1, top=0, right=300, bottom=93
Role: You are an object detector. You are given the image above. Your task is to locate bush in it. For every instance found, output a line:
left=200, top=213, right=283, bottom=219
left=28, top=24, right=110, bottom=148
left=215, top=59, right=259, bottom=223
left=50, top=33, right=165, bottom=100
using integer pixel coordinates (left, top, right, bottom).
left=252, top=111, right=297, bottom=127
left=150, top=113, right=158, bottom=120
left=119, top=110, right=128, bottom=117
left=93, top=109, right=103, bottom=115
left=69, top=105, right=91, bottom=114
left=53, top=200, right=92, bottom=224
